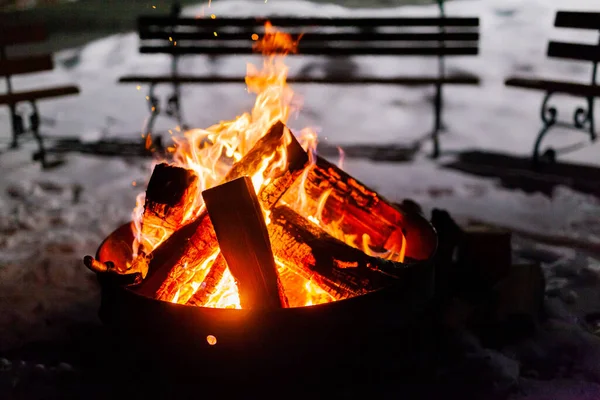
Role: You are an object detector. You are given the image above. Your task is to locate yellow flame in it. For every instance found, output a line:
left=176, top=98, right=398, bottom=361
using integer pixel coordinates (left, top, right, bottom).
left=130, top=22, right=407, bottom=309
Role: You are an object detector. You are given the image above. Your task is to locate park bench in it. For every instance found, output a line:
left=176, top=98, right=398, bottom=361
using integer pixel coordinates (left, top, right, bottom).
left=1, top=24, right=80, bottom=168
left=119, top=2, right=480, bottom=158
left=505, top=11, right=600, bottom=166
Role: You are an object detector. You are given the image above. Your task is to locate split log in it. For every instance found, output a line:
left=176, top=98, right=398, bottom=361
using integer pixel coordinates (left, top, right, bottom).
left=139, top=163, right=198, bottom=251
left=203, top=176, right=287, bottom=309
left=457, top=224, right=512, bottom=286
left=430, top=208, right=464, bottom=299
left=484, top=262, right=545, bottom=343
left=186, top=255, right=228, bottom=307
left=267, top=205, right=401, bottom=300
left=281, top=156, right=436, bottom=262
left=133, top=121, right=309, bottom=300
left=493, top=262, right=545, bottom=324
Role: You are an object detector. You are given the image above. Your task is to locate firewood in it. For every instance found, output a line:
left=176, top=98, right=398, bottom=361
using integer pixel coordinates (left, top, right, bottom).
left=281, top=156, right=436, bottom=262
left=203, top=176, right=287, bottom=309
left=139, top=163, right=198, bottom=251
left=457, top=224, right=512, bottom=286
left=267, top=205, right=401, bottom=300
left=186, top=255, right=227, bottom=306
left=430, top=209, right=464, bottom=299
left=493, top=262, right=545, bottom=324
left=133, top=121, right=309, bottom=300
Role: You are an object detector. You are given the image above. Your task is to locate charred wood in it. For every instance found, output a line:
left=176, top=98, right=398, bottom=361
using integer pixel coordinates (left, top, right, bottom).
left=282, top=156, right=436, bottom=262
left=268, top=205, right=401, bottom=300
left=140, top=163, right=198, bottom=251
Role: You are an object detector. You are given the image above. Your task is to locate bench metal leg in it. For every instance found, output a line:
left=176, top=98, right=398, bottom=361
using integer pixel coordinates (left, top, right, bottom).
left=533, top=93, right=596, bottom=166
left=576, top=96, right=596, bottom=142
left=166, top=83, right=187, bottom=130
left=143, top=83, right=189, bottom=138
left=533, top=93, right=558, bottom=166
left=29, top=101, right=48, bottom=168
left=144, top=84, right=161, bottom=136
left=8, top=104, right=24, bottom=149
left=431, top=83, right=443, bottom=159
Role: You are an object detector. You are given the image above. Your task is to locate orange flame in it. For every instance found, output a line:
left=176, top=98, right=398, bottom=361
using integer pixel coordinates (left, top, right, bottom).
left=131, top=22, right=405, bottom=309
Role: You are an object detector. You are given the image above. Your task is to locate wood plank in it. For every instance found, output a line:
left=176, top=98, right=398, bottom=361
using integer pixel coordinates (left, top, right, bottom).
left=139, top=30, right=480, bottom=42
left=555, top=11, right=600, bottom=30
left=138, top=16, right=480, bottom=28
left=120, top=75, right=480, bottom=85
left=46, top=138, right=151, bottom=157
left=140, top=45, right=479, bottom=56
left=203, top=176, right=288, bottom=309
left=0, top=55, right=53, bottom=77
left=0, top=85, right=79, bottom=105
left=0, top=24, right=47, bottom=47
left=548, top=41, right=600, bottom=62
left=505, top=77, right=600, bottom=97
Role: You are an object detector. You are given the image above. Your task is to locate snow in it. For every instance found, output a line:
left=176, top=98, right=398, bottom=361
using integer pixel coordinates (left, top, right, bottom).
left=1, top=0, right=600, bottom=396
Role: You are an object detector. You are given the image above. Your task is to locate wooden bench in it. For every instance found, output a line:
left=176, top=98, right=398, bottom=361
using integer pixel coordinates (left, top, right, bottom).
left=1, top=24, right=80, bottom=168
left=505, top=11, right=599, bottom=166
left=119, top=3, right=480, bottom=158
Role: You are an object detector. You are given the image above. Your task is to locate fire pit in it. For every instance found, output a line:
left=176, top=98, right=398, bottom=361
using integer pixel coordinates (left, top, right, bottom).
left=85, top=23, right=438, bottom=381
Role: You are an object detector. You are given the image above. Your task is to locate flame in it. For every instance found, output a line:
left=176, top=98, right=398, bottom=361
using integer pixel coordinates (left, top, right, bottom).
left=130, top=22, right=406, bottom=309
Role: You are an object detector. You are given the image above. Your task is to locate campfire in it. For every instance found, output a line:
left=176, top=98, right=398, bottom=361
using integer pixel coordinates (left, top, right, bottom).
left=85, top=23, right=436, bottom=313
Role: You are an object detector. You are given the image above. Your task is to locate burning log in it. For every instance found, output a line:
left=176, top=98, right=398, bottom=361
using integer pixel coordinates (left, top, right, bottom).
left=186, top=255, right=228, bottom=307
left=282, top=157, right=435, bottom=262
left=203, top=176, right=288, bottom=309
left=267, top=205, right=400, bottom=300
left=133, top=121, right=309, bottom=300
left=138, top=163, right=198, bottom=251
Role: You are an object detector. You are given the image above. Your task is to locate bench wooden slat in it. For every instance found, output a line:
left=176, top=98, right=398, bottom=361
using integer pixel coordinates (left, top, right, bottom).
left=548, top=41, right=600, bottom=62
left=138, top=16, right=480, bottom=28
left=0, top=24, right=47, bottom=47
left=139, top=30, right=480, bottom=42
left=0, top=55, right=53, bottom=77
left=119, top=75, right=480, bottom=85
left=505, top=77, right=600, bottom=97
left=0, top=85, right=79, bottom=105
left=139, top=45, right=479, bottom=56
left=555, top=11, right=600, bottom=30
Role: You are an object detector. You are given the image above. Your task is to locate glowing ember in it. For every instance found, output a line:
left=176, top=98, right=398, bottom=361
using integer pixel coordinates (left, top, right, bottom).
left=206, top=335, right=217, bottom=345
left=130, top=22, right=407, bottom=309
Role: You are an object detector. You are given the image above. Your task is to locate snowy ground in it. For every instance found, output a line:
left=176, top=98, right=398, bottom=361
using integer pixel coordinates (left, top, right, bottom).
left=1, top=0, right=600, bottom=397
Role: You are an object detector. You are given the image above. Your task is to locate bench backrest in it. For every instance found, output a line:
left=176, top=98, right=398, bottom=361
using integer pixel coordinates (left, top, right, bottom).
left=137, top=16, right=480, bottom=57
left=548, top=11, right=600, bottom=84
left=0, top=24, right=54, bottom=94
